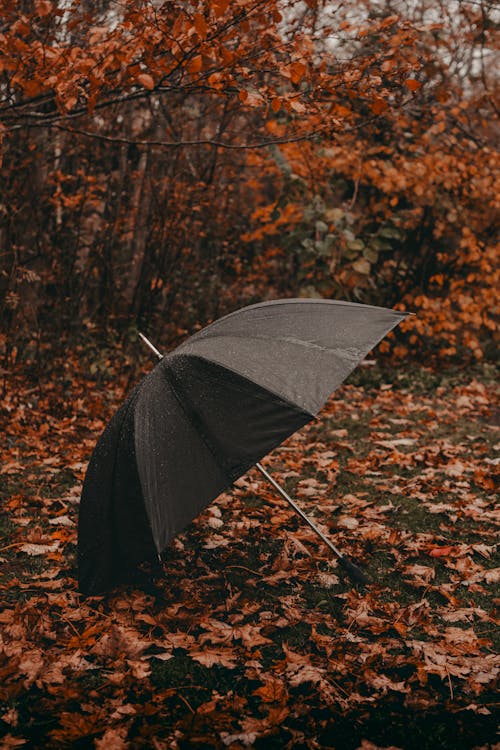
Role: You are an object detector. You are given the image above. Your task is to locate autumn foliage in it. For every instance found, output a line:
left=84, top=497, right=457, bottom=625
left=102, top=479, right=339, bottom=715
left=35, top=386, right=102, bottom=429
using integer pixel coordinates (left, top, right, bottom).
left=0, top=0, right=498, bottom=364
left=0, top=3, right=499, bottom=745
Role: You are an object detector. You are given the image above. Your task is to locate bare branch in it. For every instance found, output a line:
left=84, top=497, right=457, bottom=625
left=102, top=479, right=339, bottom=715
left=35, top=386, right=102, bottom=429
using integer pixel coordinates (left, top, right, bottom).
left=49, top=123, right=324, bottom=149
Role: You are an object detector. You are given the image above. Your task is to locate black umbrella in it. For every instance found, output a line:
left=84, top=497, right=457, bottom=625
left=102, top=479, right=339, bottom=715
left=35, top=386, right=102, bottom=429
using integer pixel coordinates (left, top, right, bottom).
left=78, top=299, right=408, bottom=595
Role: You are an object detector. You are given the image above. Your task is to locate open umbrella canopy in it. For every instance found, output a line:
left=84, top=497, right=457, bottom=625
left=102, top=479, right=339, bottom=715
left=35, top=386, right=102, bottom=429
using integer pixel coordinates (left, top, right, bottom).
left=78, top=299, right=408, bottom=595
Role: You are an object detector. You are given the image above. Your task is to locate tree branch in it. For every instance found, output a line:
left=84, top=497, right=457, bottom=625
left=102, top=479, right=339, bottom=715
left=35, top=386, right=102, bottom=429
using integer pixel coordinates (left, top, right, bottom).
left=48, top=123, right=323, bottom=150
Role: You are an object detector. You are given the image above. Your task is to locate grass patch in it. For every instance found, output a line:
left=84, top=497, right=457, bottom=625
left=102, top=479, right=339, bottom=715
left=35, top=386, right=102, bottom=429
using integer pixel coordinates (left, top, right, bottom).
left=151, top=653, right=235, bottom=699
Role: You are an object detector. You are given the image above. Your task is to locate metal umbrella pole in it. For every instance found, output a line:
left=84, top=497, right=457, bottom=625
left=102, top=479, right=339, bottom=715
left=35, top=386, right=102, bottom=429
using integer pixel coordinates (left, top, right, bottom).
left=139, top=332, right=368, bottom=585
left=255, top=462, right=367, bottom=583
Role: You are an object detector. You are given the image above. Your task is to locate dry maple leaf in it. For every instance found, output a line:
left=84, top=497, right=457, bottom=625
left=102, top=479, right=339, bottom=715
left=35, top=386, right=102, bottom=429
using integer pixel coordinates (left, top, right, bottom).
left=403, top=564, right=436, bottom=583
left=375, top=438, right=416, bottom=448
left=127, top=659, right=151, bottom=679
left=462, top=567, right=500, bottom=585
left=92, top=625, right=151, bottom=659
left=364, top=670, right=409, bottom=695
left=49, top=710, right=109, bottom=744
left=163, top=631, right=196, bottom=650
left=221, top=706, right=289, bottom=747
left=1, top=707, right=19, bottom=728
left=48, top=515, right=74, bottom=527
left=18, top=649, right=45, bottom=686
left=317, top=571, right=340, bottom=588
left=150, top=652, right=174, bottom=662
left=199, top=618, right=272, bottom=648
left=203, top=534, right=230, bottom=549
left=441, top=607, right=489, bottom=623
left=19, top=542, right=59, bottom=556
left=462, top=703, right=493, bottom=716
left=41, top=652, right=97, bottom=686
left=253, top=675, right=288, bottom=703
left=0, top=736, right=28, bottom=748
left=189, top=647, right=238, bottom=668
left=444, top=627, right=480, bottom=647
left=337, top=516, right=359, bottom=529
left=279, top=643, right=334, bottom=696
left=94, top=727, right=129, bottom=750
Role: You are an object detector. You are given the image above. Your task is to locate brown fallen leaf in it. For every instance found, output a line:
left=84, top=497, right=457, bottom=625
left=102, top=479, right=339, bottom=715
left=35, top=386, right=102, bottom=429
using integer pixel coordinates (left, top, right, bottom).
left=189, top=648, right=238, bottom=668
left=94, top=727, right=129, bottom=749
left=253, top=675, right=288, bottom=703
left=355, top=741, right=404, bottom=750
left=19, top=542, right=59, bottom=556
left=48, top=515, right=74, bottom=527
left=0, top=736, right=28, bottom=748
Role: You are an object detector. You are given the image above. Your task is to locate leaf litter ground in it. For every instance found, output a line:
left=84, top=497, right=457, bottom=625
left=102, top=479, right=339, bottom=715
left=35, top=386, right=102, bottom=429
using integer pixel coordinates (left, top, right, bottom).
left=0, top=355, right=498, bottom=749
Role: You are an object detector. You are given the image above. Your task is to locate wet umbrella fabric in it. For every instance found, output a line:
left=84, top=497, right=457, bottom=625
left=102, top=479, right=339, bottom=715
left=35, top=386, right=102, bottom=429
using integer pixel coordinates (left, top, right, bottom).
left=78, top=299, right=408, bottom=594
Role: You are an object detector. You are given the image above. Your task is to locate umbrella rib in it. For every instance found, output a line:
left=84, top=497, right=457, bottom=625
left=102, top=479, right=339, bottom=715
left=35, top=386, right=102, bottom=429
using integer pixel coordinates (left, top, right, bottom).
left=180, top=299, right=410, bottom=343
left=182, top=331, right=362, bottom=359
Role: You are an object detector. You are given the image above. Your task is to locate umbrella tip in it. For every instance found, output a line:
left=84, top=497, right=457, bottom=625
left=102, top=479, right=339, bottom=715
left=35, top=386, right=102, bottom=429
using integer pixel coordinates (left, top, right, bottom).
left=138, top=332, right=163, bottom=360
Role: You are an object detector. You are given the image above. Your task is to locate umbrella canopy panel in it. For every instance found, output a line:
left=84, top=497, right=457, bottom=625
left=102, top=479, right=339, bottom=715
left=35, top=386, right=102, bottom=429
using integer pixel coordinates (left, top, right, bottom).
left=78, top=387, right=158, bottom=595
left=175, top=299, right=407, bottom=414
left=134, top=355, right=312, bottom=555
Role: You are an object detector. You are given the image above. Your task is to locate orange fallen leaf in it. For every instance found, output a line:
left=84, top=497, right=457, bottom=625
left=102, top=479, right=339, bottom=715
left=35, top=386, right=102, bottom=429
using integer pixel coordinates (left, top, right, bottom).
left=429, top=545, right=461, bottom=558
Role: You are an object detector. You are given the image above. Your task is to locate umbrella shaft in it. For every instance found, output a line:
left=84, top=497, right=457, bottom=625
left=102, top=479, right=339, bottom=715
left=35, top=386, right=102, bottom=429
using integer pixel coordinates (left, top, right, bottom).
left=255, top=462, right=343, bottom=561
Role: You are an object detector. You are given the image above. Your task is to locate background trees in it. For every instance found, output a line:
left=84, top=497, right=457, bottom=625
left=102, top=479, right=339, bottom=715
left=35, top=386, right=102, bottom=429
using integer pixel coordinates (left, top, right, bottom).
left=1, top=0, right=498, bottom=363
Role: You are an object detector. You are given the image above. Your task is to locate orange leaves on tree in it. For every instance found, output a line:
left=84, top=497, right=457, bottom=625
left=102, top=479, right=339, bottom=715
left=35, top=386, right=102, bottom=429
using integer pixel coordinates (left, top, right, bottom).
left=193, top=12, right=208, bottom=39
left=289, top=61, right=307, bottom=85
left=137, top=73, right=155, bottom=90
left=212, top=0, right=230, bottom=19
left=371, top=95, right=389, bottom=114
left=35, top=0, right=52, bottom=17
left=220, top=46, right=234, bottom=65
left=405, top=78, right=422, bottom=91
left=379, top=14, right=400, bottom=29
left=238, top=88, right=264, bottom=107
left=187, top=54, right=203, bottom=75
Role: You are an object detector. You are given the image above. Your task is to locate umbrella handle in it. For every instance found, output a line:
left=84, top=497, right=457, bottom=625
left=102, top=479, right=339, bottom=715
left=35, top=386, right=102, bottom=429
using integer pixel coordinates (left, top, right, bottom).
left=255, top=462, right=369, bottom=586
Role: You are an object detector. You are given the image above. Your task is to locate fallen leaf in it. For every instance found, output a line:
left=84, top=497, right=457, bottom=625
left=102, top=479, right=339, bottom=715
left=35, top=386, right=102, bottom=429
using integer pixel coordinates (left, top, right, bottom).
left=189, top=648, right=238, bottom=668
left=19, top=542, right=60, bottom=556
left=48, top=515, right=74, bottom=527
left=94, top=727, right=129, bottom=749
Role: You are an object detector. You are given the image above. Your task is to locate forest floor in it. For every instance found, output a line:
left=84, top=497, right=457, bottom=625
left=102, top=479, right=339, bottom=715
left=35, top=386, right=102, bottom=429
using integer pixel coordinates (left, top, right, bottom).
left=0, top=347, right=498, bottom=749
